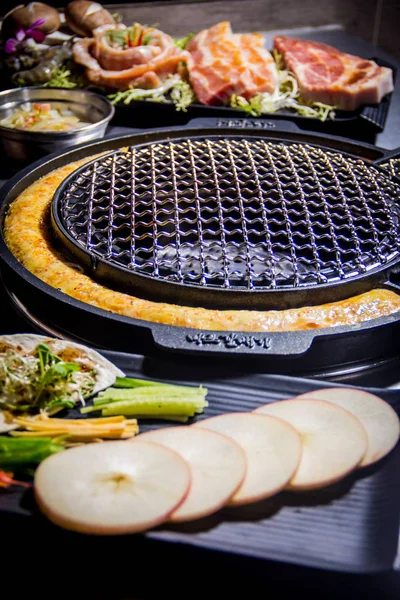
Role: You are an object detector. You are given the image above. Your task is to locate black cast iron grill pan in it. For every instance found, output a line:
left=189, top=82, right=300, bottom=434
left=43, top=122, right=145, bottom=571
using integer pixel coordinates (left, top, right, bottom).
left=2, top=118, right=400, bottom=371
left=51, top=126, right=400, bottom=311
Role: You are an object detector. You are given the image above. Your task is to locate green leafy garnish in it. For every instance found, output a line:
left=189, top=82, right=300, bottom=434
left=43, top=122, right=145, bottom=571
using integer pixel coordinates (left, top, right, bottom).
left=111, top=11, right=123, bottom=24
left=0, top=436, right=64, bottom=470
left=106, top=24, right=149, bottom=49
left=174, top=33, right=194, bottom=50
left=33, top=344, right=87, bottom=409
left=142, top=34, right=153, bottom=45
left=170, top=78, right=196, bottom=111
left=230, top=94, right=264, bottom=117
left=108, top=74, right=195, bottom=111
left=42, top=66, right=85, bottom=89
left=45, top=398, right=76, bottom=411
left=107, top=29, right=128, bottom=47
left=0, top=342, right=96, bottom=413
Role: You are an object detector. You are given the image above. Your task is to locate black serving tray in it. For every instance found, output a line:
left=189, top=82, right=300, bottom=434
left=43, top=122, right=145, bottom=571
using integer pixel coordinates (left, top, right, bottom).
left=112, top=56, right=396, bottom=140
left=1, top=349, right=400, bottom=574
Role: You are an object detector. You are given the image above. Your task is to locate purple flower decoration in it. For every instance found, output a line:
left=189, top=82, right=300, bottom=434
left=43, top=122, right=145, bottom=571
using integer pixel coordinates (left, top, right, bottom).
left=26, top=19, right=46, bottom=43
left=4, top=29, right=25, bottom=54
left=4, top=18, right=46, bottom=53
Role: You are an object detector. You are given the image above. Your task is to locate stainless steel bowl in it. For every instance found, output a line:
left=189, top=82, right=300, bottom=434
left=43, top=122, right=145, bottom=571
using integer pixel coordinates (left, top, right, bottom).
left=0, top=87, right=115, bottom=163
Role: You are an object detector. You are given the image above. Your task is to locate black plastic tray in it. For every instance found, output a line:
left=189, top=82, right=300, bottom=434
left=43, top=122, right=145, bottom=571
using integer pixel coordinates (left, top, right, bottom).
left=112, top=56, right=396, bottom=139
left=1, top=349, right=400, bottom=574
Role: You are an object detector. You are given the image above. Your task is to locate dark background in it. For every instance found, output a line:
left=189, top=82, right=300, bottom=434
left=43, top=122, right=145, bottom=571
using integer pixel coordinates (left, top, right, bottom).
left=1, top=2, right=400, bottom=598
left=1, top=0, right=400, bottom=60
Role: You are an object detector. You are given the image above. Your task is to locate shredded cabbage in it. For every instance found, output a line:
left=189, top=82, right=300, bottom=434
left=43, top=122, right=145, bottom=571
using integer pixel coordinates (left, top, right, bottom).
left=108, top=74, right=196, bottom=112
left=173, top=33, right=194, bottom=50
left=230, top=50, right=336, bottom=122
left=42, top=66, right=85, bottom=89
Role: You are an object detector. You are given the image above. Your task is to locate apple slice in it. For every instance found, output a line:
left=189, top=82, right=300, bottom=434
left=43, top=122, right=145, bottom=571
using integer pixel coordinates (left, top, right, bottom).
left=254, top=399, right=368, bottom=490
left=294, top=388, right=400, bottom=467
left=194, top=413, right=302, bottom=506
left=137, top=426, right=247, bottom=521
left=34, top=440, right=191, bottom=534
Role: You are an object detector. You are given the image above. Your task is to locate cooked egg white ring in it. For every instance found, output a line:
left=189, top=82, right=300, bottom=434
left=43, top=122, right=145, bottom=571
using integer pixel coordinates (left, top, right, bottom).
left=4, top=158, right=400, bottom=332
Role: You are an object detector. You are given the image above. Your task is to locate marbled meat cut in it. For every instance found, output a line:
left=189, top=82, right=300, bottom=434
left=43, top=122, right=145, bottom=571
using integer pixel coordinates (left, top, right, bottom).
left=274, top=36, right=394, bottom=111
left=186, top=22, right=278, bottom=105
left=73, top=24, right=188, bottom=90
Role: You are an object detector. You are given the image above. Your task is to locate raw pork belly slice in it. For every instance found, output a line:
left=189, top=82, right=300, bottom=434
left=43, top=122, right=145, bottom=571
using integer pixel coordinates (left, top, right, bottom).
left=187, top=22, right=278, bottom=105
left=274, top=36, right=394, bottom=111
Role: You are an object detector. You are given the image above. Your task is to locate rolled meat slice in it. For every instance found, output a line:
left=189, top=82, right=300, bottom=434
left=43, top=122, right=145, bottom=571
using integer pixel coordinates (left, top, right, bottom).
left=73, top=23, right=188, bottom=90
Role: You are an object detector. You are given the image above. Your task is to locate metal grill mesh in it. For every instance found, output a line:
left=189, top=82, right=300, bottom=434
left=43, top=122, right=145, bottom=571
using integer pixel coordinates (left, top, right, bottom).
left=380, top=157, right=400, bottom=182
left=56, top=138, right=400, bottom=291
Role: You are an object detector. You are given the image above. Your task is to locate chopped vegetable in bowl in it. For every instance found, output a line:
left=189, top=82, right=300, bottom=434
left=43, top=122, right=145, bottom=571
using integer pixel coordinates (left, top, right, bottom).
left=0, top=102, right=90, bottom=132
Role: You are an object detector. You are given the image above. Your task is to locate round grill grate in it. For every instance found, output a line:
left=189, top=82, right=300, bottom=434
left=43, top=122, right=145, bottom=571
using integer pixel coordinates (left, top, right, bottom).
left=380, top=157, right=400, bottom=181
left=52, top=137, right=400, bottom=309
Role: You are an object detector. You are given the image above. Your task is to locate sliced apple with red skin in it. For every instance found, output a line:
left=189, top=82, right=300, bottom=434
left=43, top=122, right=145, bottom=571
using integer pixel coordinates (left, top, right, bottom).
left=34, top=440, right=191, bottom=535
left=254, top=399, right=368, bottom=490
left=137, top=426, right=247, bottom=522
left=194, top=412, right=302, bottom=506
left=294, top=388, right=400, bottom=467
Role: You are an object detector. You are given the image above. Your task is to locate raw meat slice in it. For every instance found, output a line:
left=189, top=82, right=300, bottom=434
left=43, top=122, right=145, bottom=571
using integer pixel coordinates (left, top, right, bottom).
left=187, top=22, right=278, bottom=105
left=73, top=23, right=188, bottom=90
left=235, top=33, right=278, bottom=97
left=274, top=36, right=394, bottom=111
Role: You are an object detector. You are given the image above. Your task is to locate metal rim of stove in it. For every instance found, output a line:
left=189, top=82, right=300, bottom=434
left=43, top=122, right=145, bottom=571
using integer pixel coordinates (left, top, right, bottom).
left=5, top=284, right=400, bottom=386
left=1, top=119, right=400, bottom=364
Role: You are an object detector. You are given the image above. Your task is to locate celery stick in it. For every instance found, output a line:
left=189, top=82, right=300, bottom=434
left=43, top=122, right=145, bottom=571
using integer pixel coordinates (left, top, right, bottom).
left=97, top=394, right=207, bottom=408
left=130, top=414, right=189, bottom=423
left=114, top=377, right=206, bottom=394
left=81, top=404, right=105, bottom=414
left=101, top=404, right=189, bottom=417
left=88, top=398, right=207, bottom=417
left=82, top=397, right=208, bottom=416
left=96, top=386, right=207, bottom=402
left=114, top=377, right=181, bottom=389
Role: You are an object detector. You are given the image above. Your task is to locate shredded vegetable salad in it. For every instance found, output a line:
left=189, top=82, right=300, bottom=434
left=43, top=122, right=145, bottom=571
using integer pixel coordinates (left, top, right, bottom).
left=108, top=74, right=196, bottom=112
left=0, top=102, right=90, bottom=132
left=0, top=342, right=96, bottom=413
left=42, top=66, right=85, bottom=89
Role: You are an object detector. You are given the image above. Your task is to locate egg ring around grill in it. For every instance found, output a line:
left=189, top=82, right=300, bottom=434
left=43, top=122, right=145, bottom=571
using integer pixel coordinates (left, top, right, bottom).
left=4, top=154, right=400, bottom=333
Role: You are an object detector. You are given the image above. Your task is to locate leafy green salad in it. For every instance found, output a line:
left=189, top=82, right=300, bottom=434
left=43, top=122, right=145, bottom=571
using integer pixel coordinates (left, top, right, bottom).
left=0, top=342, right=96, bottom=413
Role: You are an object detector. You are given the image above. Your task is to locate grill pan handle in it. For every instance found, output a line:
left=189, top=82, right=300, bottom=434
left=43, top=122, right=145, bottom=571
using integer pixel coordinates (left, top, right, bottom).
left=187, top=117, right=302, bottom=133
left=151, top=326, right=315, bottom=357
